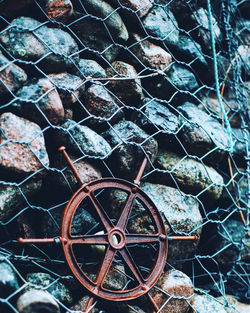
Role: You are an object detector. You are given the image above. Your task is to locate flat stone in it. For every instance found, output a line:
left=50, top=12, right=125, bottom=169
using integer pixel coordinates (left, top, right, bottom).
left=135, top=97, right=179, bottom=139
left=48, top=73, right=85, bottom=108
left=54, top=119, right=112, bottom=158
left=0, top=113, right=49, bottom=177
left=17, top=289, right=60, bottom=313
left=75, top=59, right=106, bottom=79
left=190, top=294, right=227, bottom=313
left=43, top=0, right=73, bottom=23
left=154, top=150, right=224, bottom=200
left=0, top=260, right=19, bottom=298
left=83, top=83, right=124, bottom=124
left=49, top=153, right=102, bottom=192
left=14, top=77, right=64, bottom=126
left=0, top=17, right=79, bottom=72
left=178, top=102, right=230, bottom=162
left=0, top=51, right=27, bottom=95
left=142, top=6, right=179, bottom=47
left=0, top=179, right=42, bottom=222
left=141, top=183, right=202, bottom=265
left=102, top=120, right=158, bottom=179
left=130, top=33, right=172, bottom=72
left=25, top=272, right=73, bottom=306
left=150, top=269, right=194, bottom=313
left=105, top=61, right=143, bottom=105
left=190, top=8, right=222, bottom=55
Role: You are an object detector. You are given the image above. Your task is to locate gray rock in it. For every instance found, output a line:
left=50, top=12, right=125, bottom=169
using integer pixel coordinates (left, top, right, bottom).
left=0, top=179, right=42, bottom=223
left=54, top=119, right=112, bottom=158
left=0, top=113, right=49, bottom=177
left=105, top=61, right=144, bottom=105
left=190, top=294, right=227, bottom=313
left=71, top=0, right=128, bottom=63
left=168, top=35, right=208, bottom=71
left=83, top=83, right=124, bottom=124
left=178, top=102, right=230, bottom=162
left=17, top=289, right=60, bottom=313
left=149, top=269, right=194, bottom=313
left=232, top=128, right=249, bottom=165
left=49, top=153, right=102, bottom=192
left=142, top=6, right=179, bottom=47
left=0, top=261, right=19, bottom=297
left=190, top=8, right=222, bottom=55
left=0, top=51, right=27, bottom=95
left=13, top=77, right=64, bottom=126
left=146, top=63, right=199, bottom=101
left=25, top=272, right=73, bottom=306
left=153, top=150, right=224, bottom=200
left=75, top=59, right=106, bottom=79
left=215, top=219, right=246, bottom=271
left=130, top=33, right=172, bottom=72
left=0, top=17, right=79, bottom=72
left=141, top=183, right=202, bottom=265
left=41, top=205, right=97, bottom=238
left=113, top=0, right=153, bottom=18
left=102, top=120, right=158, bottom=179
left=48, top=73, right=85, bottom=108
left=135, top=98, right=179, bottom=139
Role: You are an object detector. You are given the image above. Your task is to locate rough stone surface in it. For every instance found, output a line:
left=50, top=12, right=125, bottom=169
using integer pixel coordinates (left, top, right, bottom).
left=150, top=269, right=194, bottom=313
left=25, top=272, right=73, bottom=306
left=49, top=153, right=102, bottom=192
left=190, top=8, right=222, bottom=55
left=190, top=294, right=227, bottom=313
left=17, top=289, right=60, bottom=313
left=83, top=83, right=124, bottom=124
left=43, top=0, right=73, bottom=23
left=106, top=61, right=144, bottom=105
left=41, top=205, right=97, bottom=238
left=54, top=119, right=112, bottom=158
left=154, top=150, right=224, bottom=200
left=0, top=51, right=27, bottom=95
left=142, top=6, right=179, bottom=47
left=0, top=260, right=19, bottom=298
left=117, top=0, right=153, bottom=18
left=168, top=35, right=208, bottom=72
left=102, top=120, right=158, bottom=179
left=48, top=73, right=85, bottom=108
left=135, top=98, right=179, bottom=138
left=218, top=295, right=250, bottom=313
left=0, top=179, right=42, bottom=222
left=75, top=59, right=106, bottom=79
left=214, top=219, right=246, bottom=271
left=130, top=33, right=172, bottom=71
left=14, top=77, right=64, bottom=126
left=178, top=102, right=230, bottom=162
left=231, top=128, right=249, bottom=165
left=0, top=17, right=79, bottom=72
left=0, top=113, right=49, bottom=177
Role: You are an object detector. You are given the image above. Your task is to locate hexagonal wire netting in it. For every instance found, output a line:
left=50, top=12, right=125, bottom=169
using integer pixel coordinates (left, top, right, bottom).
left=0, top=0, right=249, bottom=313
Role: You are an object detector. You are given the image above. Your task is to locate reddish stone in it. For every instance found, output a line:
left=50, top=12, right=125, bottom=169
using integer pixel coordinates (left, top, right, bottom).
left=119, top=0, right=153, bottom=18
left=106, top=61, right=143, bottom=106
left=130, top=33, right=172, bottom=72
left=150, top=269, right=194, bottom=313
left=0, top=113, right=49, bottom=177
left=44, top=0, right=73, bottom=22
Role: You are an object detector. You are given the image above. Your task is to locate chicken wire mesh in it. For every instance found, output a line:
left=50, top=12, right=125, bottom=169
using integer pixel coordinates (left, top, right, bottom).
left=0, top=0, right=249, bottom=312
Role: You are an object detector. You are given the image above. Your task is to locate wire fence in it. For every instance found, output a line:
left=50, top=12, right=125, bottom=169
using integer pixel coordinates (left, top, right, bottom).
left=0, top=0, right=249, bottom=312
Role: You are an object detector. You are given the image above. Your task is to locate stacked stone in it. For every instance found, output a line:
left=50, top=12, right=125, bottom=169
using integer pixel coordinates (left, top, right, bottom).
left=0, top=0, right=249, bottom=312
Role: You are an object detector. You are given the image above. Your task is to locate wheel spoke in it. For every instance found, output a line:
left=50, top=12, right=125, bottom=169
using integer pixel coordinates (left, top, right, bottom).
left=69, top=233, right=108, bottom=245
left=116, top=192, right=136, bottom=230
left=125, top=233, right=159, bottom=245
left=94, top=246, right=116, bottom=288
left=89, top=192, right=114, bottom=232
left=119, top=247, right=145, bottom=285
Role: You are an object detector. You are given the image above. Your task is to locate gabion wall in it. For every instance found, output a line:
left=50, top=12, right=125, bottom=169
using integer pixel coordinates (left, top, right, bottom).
left=0, top=0, right=249, bottom=312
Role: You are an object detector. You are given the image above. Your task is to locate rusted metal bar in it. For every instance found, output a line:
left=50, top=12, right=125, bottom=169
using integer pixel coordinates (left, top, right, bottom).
left=134, top=151, right=152, bottom=185
left=168, top=235, right=198, bottom=241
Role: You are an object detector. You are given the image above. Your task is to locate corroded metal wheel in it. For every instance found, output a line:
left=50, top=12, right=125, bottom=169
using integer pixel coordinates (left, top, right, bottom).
left=60, top=178, right=168, bottom=302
